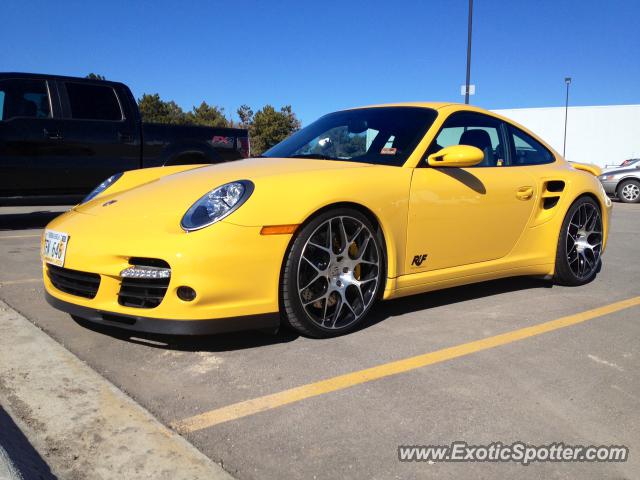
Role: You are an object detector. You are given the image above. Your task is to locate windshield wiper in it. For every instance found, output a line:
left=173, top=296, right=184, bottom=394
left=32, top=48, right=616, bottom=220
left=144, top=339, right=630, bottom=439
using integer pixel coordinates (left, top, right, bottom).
left=290, top=153, right=339, bottom=160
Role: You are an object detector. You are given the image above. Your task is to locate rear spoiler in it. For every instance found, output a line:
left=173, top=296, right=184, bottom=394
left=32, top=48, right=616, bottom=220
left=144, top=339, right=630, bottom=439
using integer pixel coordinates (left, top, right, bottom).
left=569, top=162, right=602, bottom=177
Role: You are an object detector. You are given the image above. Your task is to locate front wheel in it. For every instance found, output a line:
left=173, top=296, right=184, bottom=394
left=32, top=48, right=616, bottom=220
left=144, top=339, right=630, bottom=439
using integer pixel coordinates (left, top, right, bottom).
left=281, top=208, right=384, bottom=338
left=553, top=197, right=603, bottom=286
left=617, top=179, right=640, bottom=203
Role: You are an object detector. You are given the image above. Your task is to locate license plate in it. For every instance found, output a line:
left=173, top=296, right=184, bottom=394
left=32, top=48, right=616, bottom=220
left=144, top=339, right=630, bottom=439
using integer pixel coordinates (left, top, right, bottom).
left=42, top=230, right=69, bottom=267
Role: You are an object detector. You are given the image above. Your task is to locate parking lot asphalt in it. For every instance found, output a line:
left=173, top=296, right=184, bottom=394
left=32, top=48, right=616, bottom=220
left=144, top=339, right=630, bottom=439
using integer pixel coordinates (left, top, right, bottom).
left=1, top=203, right=639, bottom=479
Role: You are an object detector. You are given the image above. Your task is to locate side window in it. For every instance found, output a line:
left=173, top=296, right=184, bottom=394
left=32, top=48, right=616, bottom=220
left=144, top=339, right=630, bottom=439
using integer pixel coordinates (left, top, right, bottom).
left=509, top=126, right=554, bottom=165
left=65, top=82, right=122, bottom=121
left=0, top=79, right=51, bottom=120
left=426, top=112, right=505, bottom=167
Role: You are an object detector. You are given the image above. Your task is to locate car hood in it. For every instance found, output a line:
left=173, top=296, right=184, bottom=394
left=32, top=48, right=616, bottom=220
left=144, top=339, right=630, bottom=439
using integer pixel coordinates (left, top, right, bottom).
left=74, top=157, right=373, bottom=224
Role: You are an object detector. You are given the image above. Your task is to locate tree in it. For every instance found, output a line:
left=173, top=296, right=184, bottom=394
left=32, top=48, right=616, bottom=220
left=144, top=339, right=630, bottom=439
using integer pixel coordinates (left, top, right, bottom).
left=237, top=105, right=254, bottom=129
left=138, top=93, right=187, bottom=124
left=85, top=73, right=106, bottom=80
left=187, top=101, right=228, bottom=127
left=164, top=100, right=189, bottom=124
left=136, top=95, right=302, bottom=148
left=250, top=105, right=301, bottom=155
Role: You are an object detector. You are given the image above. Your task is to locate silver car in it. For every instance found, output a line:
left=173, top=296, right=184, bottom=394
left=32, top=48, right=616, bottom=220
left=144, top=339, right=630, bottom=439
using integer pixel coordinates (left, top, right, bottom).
left=603, top=158, right=640, bottom=171
left=598, top=164, right=640, bottom=203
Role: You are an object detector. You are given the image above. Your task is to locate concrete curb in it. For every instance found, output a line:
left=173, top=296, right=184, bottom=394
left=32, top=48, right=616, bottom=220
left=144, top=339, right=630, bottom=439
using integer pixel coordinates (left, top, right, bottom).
left=0, top=403, right=54, bottom=479
left=0, top=300, right=234, bottom=480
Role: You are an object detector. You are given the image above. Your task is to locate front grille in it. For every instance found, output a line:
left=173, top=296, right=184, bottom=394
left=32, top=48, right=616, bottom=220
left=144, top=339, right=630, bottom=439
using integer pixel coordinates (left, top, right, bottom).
left=47, top=264, right=101, bottom=299
left=118, top=258, right=170, bottom=309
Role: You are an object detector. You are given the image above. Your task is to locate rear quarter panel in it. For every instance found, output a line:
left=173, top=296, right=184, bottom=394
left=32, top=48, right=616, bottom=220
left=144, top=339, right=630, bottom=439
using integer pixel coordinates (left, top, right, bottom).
left=508, top=161, right=612, bottom=270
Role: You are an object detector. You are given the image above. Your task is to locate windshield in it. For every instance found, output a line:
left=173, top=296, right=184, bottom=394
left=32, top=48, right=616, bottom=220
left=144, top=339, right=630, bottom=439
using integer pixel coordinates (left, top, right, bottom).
left=263, top=107, right=438, bottom=166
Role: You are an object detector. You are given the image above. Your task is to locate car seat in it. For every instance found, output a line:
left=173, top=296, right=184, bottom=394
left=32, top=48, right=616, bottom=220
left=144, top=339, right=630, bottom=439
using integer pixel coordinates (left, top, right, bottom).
left=459, top=129, right=495, bottom=166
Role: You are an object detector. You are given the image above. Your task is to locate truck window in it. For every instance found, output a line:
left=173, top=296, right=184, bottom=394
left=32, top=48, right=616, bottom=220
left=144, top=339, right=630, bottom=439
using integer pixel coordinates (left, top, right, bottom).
left=65, top=82, right=123, bottom=121
left=0, top=79, right=51, bottom=120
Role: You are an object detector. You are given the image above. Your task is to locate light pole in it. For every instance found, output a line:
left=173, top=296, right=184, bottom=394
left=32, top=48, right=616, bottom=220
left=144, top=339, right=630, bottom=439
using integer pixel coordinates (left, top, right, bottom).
left=464, top=0, right=474, bottom=104
left=563, top=77, right=571, bottom=158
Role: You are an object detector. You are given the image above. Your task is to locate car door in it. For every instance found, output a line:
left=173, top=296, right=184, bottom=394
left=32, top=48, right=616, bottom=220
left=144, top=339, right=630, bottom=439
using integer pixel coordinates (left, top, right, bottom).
left=405, top=111, right=537, bottom=274
left=0, top=77, right=69, bottom=196
left=57, top=81, right=139, bottom=192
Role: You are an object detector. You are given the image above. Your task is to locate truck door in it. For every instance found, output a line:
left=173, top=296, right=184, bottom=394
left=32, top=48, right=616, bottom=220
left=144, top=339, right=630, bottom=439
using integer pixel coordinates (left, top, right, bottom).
left=0, top=77, right=68, bottom=196
left=57, top=81, right=140, bottom=192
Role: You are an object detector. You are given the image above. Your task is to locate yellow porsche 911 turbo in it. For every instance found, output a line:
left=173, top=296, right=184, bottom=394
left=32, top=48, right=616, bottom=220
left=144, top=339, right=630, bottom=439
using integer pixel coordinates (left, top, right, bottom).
left=42, top=103, right=612, bottom=338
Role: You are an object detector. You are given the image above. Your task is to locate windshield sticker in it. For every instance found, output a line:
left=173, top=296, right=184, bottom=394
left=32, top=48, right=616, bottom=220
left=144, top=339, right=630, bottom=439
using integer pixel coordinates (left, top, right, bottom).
left=380, top=147, right=397, bottom=155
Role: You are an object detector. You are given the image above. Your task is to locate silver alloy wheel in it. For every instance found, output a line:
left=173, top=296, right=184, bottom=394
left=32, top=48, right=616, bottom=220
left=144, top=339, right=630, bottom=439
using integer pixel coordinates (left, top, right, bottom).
left=297, top=216, right=380, bottom=330
left=621, top=182, right=640, bottom=202
left=566, top=202, right=602, bottom=279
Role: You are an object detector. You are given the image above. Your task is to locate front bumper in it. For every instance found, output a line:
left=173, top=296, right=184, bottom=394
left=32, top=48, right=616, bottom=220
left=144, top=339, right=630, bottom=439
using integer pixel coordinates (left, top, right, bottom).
left=42, top=209, right=292, bottom=333
left=45, top=292, right=279, bottom=335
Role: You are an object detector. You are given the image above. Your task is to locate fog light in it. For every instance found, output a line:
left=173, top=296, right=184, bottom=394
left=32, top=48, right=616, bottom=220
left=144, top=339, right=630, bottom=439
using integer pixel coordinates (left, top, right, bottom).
left=120, top=266, right=171, bottom=279
left=177, top=286, right=196, bottom=301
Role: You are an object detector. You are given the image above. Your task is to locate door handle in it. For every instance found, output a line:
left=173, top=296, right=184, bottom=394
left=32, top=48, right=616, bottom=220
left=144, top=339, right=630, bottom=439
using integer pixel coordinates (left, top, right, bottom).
left=516, top=186, right=534, bottom=200
left=43, top=128, right=62, bottom=140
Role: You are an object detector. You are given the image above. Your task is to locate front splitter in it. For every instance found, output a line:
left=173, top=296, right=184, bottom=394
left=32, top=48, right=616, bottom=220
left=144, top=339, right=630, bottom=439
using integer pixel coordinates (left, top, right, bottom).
left=45, top=292, right=280, bottom=335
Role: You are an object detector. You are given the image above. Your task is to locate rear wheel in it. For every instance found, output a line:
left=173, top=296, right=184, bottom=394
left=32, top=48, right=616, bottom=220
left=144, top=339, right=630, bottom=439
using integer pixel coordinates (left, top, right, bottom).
left=617, top=179, right=640, bottom=203
left=553, top=197, right=603, bottom=286
left=281, top=208, right=384, bottom=338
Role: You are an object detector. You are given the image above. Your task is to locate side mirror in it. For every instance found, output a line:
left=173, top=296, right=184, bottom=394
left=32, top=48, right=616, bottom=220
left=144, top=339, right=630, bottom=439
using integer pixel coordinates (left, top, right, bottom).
left=427, top=145, right=484, bottom=168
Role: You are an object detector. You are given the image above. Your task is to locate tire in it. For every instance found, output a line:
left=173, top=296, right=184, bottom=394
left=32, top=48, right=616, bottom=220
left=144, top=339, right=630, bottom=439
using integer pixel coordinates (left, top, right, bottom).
left=617, top=179, right=640, bottom=203
left=280, top=208, right=385, bottom=338
left=553, top=196, right=603, bottom=286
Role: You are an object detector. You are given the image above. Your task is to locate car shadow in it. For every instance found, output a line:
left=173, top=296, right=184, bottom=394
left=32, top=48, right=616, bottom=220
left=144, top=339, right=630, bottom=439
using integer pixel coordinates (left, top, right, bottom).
left=358, top=276, right=552, bottom=332
left=73, top=276, right=551, bottom=352
left=0, top=210, right=66, bottom=231
left=72, top=316, right=300, bottom=352
left=436, top=168, right=487, bottom=194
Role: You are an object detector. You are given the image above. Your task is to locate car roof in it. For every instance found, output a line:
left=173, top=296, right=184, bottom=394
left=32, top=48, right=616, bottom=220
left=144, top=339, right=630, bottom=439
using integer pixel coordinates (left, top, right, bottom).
left=349, top=102, right=454, bottom=110
left=346, top=102, right=502, bottom=115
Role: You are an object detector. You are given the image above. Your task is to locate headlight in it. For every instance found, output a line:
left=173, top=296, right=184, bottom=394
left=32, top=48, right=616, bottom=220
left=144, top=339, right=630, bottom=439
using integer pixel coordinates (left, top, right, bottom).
left=82, top=173, right=123, bottom=204
left=181, top=180, right=254, bottom=231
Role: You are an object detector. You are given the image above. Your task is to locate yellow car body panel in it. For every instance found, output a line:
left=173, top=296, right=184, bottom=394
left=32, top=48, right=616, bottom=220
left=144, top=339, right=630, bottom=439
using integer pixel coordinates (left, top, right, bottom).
left=42, top=102, right=612, bottom=334
left=569, top=161, right=603, bottom=177
left=90, top=164, right=209, bottom=200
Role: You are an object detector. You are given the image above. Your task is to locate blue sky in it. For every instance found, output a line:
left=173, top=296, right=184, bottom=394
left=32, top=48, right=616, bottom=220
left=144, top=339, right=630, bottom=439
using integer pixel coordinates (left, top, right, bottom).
left=3, top=0, right=638, bottom=124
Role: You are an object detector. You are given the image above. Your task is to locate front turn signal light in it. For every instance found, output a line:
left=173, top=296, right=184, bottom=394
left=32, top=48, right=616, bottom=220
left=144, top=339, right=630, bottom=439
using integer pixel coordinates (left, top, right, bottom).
left=260, top=224, right=299, bottom=235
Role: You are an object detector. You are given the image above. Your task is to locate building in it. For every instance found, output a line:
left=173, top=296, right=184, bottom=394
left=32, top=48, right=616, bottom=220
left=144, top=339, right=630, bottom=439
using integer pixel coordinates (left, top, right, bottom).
left=492, top=104, right=640, bottom=168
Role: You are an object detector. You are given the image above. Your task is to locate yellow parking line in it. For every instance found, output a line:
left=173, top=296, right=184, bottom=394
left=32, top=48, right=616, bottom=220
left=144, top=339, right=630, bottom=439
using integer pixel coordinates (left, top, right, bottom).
left=0, top=278, right=41, bottom=287
left=0, top=234, right=41, bottom=239
left=171, top=296, right=640, bottom=433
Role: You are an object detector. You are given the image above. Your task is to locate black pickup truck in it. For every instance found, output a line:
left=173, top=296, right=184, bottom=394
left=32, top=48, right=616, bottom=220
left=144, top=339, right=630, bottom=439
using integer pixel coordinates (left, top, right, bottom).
left=0, top=73, right=249, bottom=205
